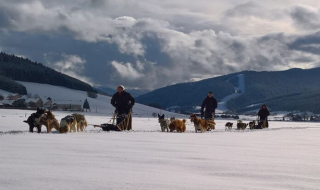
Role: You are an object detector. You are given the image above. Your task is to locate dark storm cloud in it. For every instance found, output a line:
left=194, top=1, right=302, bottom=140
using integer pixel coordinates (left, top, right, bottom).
left=290, top=5, right=320, bottom=31
left=1, top=0, right=320, bottom=89
left=288, top=31, right=320, bottom=55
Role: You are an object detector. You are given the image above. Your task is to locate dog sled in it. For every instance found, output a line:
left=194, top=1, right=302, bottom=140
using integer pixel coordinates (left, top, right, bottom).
left=249, top=118, right=268, bottom=129
left=94, top=112, right=132, bottom=131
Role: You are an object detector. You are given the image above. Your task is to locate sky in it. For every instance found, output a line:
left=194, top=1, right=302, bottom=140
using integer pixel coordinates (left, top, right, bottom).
left=1, top=0, right=320, bottom=90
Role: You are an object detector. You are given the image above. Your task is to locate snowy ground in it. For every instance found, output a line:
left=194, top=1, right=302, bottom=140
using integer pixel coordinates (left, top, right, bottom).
left=1, top=82, right=320, bottom=189
left=1, top=109, right=320, bottom=190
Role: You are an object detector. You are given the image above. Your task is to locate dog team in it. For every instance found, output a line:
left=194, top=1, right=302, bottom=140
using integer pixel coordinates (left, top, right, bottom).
left=24, top=87, right=270, bottom=133
left=24, top=107, right=88, bottom=133
left=157, top=91, right=270, bottom=133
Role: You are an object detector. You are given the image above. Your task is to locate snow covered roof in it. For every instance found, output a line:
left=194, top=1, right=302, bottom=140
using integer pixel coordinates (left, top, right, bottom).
left=53, top=100, right=82, bottom=105
left=24, top=98, right=42, bottom=103
left=0, top=99, right=14, bottom=105
left=0, top=89, right=14, bottom=97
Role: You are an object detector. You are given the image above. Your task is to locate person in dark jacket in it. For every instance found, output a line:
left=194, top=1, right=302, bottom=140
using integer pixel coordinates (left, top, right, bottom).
left=111, top=85, right=135, bottom=129
left=111, top=85, right=135, bottom=115
left=200, top=91, right=218, bottom=120
left=257, top=104, right=270, bottom=128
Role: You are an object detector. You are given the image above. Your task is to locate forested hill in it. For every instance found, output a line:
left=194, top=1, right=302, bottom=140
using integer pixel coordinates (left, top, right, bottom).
left=0, top=75, right=27, bottom=95
left=0, top=52, right=96, bottom=93
left=136, top=68, right=320, bottom=113
left=136, top=74, right=237, bottom=110
left=227, top=68, right=320, bottom=113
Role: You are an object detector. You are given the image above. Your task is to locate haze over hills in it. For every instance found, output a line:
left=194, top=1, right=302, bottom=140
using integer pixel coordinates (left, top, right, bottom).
left=137, top=68, right=320, bottom=114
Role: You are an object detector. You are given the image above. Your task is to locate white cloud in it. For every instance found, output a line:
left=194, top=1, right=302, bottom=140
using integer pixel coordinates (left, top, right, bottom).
left=110, top=61, right=143, bottom=79
left=51, top=53, right=93, bottom=85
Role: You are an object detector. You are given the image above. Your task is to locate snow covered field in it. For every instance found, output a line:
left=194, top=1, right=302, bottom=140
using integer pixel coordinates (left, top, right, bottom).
left=1, top=109, right=320, bottom=190
left=1, top=82, right=320, bottom=189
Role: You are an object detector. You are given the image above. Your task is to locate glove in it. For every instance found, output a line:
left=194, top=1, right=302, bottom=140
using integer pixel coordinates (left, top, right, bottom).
left=128, top=104, right=133, bottom=110
left=200, top=111, right=204, bottom=119
left=115, top=106, right=119, bottom=114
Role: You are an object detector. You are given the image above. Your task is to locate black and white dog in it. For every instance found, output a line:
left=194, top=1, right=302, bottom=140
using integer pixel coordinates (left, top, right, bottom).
left=225, top=122, right=233, bottom=130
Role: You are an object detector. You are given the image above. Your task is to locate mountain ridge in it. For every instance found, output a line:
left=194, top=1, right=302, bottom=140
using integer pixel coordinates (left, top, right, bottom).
left=137, top=67, right=320, bottom=113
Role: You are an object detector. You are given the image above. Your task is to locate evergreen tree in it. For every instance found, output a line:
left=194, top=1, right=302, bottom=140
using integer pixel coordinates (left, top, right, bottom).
left=83, top=99, right=90, bottom=112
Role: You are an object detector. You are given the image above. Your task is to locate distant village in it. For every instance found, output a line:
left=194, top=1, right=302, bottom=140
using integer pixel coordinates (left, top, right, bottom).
left=0, top=93, right=87, bottom=111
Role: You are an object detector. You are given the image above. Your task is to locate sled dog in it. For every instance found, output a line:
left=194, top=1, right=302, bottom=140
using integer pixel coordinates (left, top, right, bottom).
left=169, top=119, right=186, bottom=133
left=39, top=111, right=60, bottom=133
left=158, top=114, right=170, bottom=132
left=23, top=107, right=47, bottom=133
left=237, top=120, right=248, bottom=130
left=59, top=115, right=77, bottom=133
left=248, top=120, right=257, bottom=129
left=189, top=114, right=216, bottom=133
left=72, top=113, right=88, bottom=131
left=225, top=122, right=233, bottom=130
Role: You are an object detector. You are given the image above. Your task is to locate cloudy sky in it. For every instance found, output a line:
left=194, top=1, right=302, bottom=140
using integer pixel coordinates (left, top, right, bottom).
left=1, top=0, right=320, bottom=90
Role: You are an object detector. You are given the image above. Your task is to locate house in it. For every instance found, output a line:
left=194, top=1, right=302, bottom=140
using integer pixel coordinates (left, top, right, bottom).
left=0, top=99, right=14, bottom=107
left=53, top=103, right=82, bottom=111
left=7, top=94, right=22, bottom=100
left=44, top=97, right=53, bottom=109
left=0, top=94, right=4, bottom=101
left=25, top=98, right=43, bottom=108
left=51, top=100, right=83, bottom=111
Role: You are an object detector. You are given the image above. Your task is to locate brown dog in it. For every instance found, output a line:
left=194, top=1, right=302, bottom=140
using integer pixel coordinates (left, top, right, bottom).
left=189, top=114, right=216, bottom=133
left=169, top=119, right=186, bottom=133
left=39, top=111, right=60, bottom=133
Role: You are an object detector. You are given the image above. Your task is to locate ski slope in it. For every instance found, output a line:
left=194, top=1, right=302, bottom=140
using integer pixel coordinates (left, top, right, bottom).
left=217, top=74, right=245, bottom=113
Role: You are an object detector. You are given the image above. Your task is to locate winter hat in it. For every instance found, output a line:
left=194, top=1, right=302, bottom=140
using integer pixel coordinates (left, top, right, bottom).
left=117, top=85, right=125, bottom=90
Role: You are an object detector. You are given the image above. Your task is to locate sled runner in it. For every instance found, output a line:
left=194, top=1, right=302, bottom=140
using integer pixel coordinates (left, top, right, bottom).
left=94, top=112, right=132, bottom=131
left=93, top=123, right=122, bottom=131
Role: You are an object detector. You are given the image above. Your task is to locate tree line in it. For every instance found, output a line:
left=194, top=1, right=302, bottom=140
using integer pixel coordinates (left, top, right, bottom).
left=0, top=52, right=96, bottom=93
